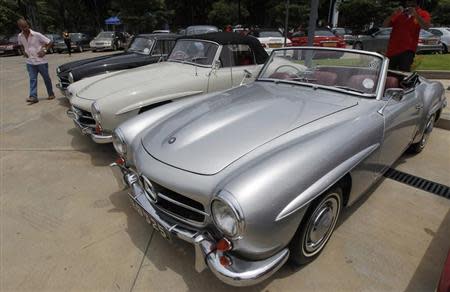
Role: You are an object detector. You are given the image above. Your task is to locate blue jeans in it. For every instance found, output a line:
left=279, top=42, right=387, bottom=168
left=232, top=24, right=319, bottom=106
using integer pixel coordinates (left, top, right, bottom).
left=26, top=63, right=54, bottom=98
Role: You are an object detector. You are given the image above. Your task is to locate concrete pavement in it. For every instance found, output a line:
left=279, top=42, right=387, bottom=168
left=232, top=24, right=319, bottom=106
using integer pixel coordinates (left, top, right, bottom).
left=1, top=52, right=449, bottom=291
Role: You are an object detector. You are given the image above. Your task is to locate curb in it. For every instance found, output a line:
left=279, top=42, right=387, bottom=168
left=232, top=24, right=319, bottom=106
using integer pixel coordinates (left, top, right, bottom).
left=417, top=70, right=450, bottom=80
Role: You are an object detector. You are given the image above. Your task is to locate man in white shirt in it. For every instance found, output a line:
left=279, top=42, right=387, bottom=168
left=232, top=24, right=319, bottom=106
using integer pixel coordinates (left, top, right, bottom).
left=17, top=18, right=55, bottom=104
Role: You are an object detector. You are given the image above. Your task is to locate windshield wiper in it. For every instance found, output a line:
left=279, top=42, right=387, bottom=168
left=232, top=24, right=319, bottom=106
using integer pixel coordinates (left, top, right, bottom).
left=334, top=86, right=366, bottom=94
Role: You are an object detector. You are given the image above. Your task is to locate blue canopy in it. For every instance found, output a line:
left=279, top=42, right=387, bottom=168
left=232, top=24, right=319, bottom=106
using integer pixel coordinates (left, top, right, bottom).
left=105, top=16, right=121, bottom=25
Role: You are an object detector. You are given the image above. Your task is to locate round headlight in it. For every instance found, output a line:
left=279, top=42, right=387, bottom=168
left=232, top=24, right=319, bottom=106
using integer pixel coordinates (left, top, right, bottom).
left=211, top=196, right=243, bottom=238
left=112, top=128, right=127, bottom=156
left=91, top=102, right=101, bottom=123
left=68, top=72, right=74, bottom=83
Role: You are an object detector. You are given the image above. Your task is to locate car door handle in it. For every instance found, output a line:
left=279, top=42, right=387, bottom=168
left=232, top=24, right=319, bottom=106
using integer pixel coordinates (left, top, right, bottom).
left=416, top=104, right=423, bottom=110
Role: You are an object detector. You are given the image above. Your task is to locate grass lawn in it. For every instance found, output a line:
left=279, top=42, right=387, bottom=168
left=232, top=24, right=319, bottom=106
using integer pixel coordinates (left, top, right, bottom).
left=413, top=53, right=450, bottom=71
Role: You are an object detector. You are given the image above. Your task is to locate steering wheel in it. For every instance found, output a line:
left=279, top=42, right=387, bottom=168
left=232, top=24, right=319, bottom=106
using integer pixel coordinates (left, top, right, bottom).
left=273, top=65, right=302, bottom=76
left=172, top=50, right=187, bottom=59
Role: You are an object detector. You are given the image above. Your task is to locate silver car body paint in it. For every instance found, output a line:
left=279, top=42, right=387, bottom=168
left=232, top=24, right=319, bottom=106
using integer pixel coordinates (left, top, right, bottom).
left=114, top=47, right=446, bottom=280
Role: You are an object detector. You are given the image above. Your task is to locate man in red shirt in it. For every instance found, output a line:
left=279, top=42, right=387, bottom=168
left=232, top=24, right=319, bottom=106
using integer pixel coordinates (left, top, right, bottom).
left=383, top=0, right=431, bottom=71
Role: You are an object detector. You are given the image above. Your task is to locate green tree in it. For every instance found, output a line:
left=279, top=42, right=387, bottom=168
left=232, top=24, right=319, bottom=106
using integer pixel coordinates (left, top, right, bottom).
left=432, top=0, right=450, bottom=25
left=208, top=0, right=248, bottom=28
left=338, top=0, right=401, bottom=30
left=0, top=0, right=21, bottom=35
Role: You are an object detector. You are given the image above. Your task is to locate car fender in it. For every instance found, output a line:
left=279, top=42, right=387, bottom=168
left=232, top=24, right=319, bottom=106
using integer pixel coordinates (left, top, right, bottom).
left=413, top=78, right=445, bottom=143
left=275, top=143, right=379, bottom=221
left=115, top=90, right=205, bottom=115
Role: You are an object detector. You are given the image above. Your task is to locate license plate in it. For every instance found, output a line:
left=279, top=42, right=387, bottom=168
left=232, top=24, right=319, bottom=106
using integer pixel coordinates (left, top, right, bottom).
left=129, top=196, right=171, bottom=241
left=269, top=43, right=282, bottom=48
left=322, top=42, right=337, bottom=47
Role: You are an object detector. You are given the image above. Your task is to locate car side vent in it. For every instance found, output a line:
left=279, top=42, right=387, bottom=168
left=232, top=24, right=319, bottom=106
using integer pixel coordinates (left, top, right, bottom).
left=384, top=168, right=450, bottom=199
left=138, top=100, right=172, bottom=114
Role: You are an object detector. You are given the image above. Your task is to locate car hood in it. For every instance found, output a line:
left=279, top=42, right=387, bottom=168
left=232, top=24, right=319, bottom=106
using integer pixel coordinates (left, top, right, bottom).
left=76, top=61, right=192, bottom=101
left=58, top=52, right=130, bottom=73
left=142, top=82, right=358, bottom=175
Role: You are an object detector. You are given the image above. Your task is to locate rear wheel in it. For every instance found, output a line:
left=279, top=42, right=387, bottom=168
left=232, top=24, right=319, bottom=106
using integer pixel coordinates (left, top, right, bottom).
left=409, top=114, right=435, bottom=154
left=290, top=186, right=343, bottom=266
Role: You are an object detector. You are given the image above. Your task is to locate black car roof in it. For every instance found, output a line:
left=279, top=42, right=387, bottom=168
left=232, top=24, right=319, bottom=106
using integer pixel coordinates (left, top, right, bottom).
left=177, top=32, right=269, bottom=64
left=137, top=33, right=180, bottom=40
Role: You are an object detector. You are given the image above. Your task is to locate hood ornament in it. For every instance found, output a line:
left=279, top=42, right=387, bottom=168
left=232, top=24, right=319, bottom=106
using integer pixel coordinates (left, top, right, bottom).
left=168, top=137, right=176, bottom=144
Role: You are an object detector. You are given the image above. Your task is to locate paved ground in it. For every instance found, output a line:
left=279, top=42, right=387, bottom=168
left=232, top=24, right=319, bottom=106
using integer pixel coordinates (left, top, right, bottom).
left=1, top=52, right=450, bottom=292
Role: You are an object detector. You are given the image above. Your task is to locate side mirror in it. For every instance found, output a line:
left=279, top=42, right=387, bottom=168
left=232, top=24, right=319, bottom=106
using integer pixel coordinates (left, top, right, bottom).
left=384, top=88, right=404, bottom=101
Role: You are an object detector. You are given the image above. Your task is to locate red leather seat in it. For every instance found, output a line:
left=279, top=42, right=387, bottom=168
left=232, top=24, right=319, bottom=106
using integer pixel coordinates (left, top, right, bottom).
left=268, top=72, right=295, bottom=80
left=314, top=71, right=338, bottom=86
left=347, top=75, right=378, bottom=93
left=385, top=76, right=400, bottom=89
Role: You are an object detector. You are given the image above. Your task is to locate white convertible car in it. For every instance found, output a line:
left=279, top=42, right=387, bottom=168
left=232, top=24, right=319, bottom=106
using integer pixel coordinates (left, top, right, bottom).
left=66, top=32, right=268, bottom=143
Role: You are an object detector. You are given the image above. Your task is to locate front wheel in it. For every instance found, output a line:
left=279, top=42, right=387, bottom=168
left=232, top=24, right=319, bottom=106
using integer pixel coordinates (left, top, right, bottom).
left=409, top=114, right=435, bottom=154
left=289, top=186, right=343, bottom=266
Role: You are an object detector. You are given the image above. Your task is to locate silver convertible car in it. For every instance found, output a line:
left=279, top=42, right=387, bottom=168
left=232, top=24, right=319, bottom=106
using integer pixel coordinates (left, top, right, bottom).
left=111, top=47, right=446, bottom=286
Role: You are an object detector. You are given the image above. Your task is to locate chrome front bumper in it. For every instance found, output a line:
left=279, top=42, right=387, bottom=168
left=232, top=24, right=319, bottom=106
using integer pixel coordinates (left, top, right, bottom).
left=67, top=109, right=113, bottom=144
left=111, top=163, right=290, bottom=286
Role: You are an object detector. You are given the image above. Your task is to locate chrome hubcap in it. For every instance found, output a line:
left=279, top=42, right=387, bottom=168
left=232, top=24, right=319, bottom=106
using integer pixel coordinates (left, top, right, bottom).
left=303, top=194, right=340, bottom=255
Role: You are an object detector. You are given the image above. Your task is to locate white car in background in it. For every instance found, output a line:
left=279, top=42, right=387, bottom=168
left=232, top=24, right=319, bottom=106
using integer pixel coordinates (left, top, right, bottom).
left=429, top=27, right=450, bottom=53
left=66, top=32, right=268, bottom=143
left=248, top=29, right=292, bottom=53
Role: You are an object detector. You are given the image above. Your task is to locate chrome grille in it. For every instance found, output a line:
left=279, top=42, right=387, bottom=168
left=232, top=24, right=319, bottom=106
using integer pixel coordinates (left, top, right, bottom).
left=142, top=177, right=206, bottom=224
left=72, top=106, right=95, bottom=128
left=58, top=76, right=70, bottom=89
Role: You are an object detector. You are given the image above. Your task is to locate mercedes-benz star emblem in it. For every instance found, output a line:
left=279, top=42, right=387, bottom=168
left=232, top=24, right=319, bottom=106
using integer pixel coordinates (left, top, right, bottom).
left=168, top=137, right=176, bottom=144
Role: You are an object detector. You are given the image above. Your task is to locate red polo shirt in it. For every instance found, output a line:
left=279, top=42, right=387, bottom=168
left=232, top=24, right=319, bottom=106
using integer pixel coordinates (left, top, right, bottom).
left=386, top=8, right=431, bottom=57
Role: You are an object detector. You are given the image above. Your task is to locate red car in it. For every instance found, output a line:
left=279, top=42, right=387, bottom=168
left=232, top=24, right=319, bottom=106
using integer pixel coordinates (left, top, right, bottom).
left=290, top=29, right=346, bottom=48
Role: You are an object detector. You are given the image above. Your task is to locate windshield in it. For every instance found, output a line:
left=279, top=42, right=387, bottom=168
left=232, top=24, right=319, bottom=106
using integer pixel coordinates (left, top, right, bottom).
left=128, top=37, right=154, bottom=54
left=168, top=40, right=218, bottom=66
left=260, top=31, right=283, bottom=37
left=420, top=30, right=434, bottom=37
left=334, top=28, right=346, bottom=35
left=70, top=33, right=82, bottom=40
left=186, top=26, right=218, bottom=35
left=259, top=48, right=383, bottom=96
left=97, top=32, right=114, bottom=38
left=315, top=30, right=335, bottom=37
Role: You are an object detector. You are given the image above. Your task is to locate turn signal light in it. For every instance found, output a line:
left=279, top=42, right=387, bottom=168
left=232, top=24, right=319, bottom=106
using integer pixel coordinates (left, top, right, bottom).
left=95, top=124, right=103, bottom=134
left=219, top=255, right=232, bottom=267
left=216, top=238, right=232, bottom=252
left=115, top=157, right=125, bottom=165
